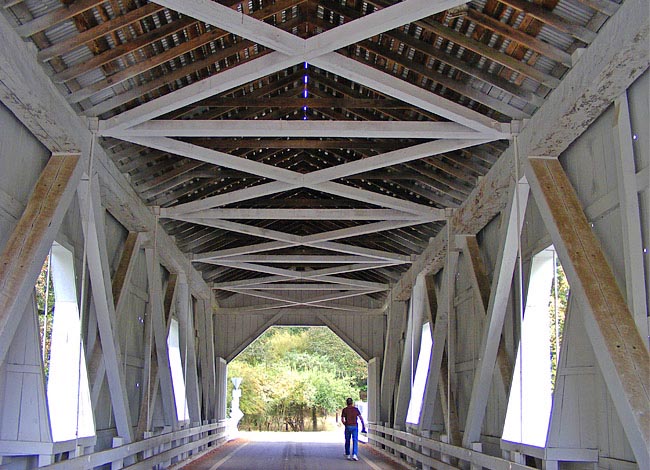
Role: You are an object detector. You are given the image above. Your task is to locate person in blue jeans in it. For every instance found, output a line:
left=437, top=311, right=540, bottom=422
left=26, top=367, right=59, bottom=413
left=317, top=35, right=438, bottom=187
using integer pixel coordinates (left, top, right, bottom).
left=341, top=397, right=366, bottom=461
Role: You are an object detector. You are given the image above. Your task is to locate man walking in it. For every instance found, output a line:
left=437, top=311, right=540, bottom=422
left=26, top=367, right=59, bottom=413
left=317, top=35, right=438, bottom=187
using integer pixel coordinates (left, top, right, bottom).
left=341, top=397, right=366, bottom=461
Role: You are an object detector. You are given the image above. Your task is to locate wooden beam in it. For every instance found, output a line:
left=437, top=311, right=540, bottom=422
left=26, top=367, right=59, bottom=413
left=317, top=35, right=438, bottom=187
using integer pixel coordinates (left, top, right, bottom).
left=0, top=10, right=212, bottom=300
left=105, top=120, right=501, bottom=140
left=419, top=252, right=458, bottom=432
left=613, top=93, right=649, bottom=349
left=391, top=0, right=649, bottom=301
left=37, top=3, right=164, bottom=62
left=175, top=277, right=202, bottom=423
left=0, top=153, right=82, bottom=366
left=462, top=178, right=529, bottom=448
left=15, top=0, right=103, bottom=37
left=190, top=97, right=411, bottom=109
left=380, top=300, right=407, bottom=424
left=78, top=175, right=134, bottom=443
left=145, top=248, right=179, bottom=430
left=526, top=157, right=650, bottom=468
left=457, top=234, right=512, bottom=399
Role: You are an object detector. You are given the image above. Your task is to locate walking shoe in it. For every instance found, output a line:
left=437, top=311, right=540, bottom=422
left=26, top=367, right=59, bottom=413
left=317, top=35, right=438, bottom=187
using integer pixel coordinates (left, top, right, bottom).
left=352, top=455, right=358, bottom=461
left=346, top=455, right=351, bottom=460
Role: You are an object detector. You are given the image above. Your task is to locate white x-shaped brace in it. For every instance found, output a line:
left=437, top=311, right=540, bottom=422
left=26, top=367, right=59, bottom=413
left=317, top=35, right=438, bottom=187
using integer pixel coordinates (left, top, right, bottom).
left=98, top=0, right=510, bottom=136
left=96, top=0, right=511, bottom=304
left=221, top=286, right=388, bottom=313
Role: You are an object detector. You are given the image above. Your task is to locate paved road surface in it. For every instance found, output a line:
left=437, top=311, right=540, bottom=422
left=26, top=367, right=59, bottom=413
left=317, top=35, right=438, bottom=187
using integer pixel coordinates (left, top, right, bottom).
left=181, top=432, right=409, bottom=470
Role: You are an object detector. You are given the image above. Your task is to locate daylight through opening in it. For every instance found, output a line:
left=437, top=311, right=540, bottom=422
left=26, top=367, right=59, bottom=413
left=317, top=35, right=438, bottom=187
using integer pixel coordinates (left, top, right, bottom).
left=227, top=326, right=368, bottom=433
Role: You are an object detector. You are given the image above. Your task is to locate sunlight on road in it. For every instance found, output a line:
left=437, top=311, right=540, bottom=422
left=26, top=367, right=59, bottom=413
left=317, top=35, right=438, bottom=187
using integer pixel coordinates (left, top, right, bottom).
left=235, top=430, right=368, bottom=444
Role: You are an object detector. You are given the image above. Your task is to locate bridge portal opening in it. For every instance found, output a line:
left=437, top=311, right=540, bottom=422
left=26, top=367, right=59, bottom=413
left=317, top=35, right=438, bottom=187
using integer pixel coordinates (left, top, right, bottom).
left=227, top=326, right=368, bottom=433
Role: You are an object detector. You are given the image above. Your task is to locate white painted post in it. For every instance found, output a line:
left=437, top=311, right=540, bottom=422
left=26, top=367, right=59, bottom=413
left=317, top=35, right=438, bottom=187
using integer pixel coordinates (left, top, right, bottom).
left=111, top=437, right=125, bottom=470
left=470, top=442, right=482, bottom=470
left=440, top=434, right=451, bottom=464
left=614, top=92, right=649, bottom=350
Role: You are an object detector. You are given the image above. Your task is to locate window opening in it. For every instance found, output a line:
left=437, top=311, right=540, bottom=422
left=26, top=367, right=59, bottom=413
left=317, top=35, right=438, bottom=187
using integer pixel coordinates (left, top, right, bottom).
left=406, top=322, right=432, bottom=424
left=36, top=250, right=54, bottom=382
left=502, top=246, right=569, bottom=446
left=168, top=318, right=190, bottom=422
left=46, top=242, right=95, bottom=441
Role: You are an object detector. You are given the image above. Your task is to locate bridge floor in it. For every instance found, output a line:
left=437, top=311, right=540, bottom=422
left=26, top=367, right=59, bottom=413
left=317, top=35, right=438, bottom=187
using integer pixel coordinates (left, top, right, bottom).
left=181, top=431, right=410, bottom=470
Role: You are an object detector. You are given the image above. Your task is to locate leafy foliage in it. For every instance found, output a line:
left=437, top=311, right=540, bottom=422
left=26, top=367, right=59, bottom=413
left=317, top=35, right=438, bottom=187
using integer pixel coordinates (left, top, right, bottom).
left=35, top=255, right=54, bottom=382
left=549, top=257, right=569, bottom=390
left=228, top=327, right=366, bottom=431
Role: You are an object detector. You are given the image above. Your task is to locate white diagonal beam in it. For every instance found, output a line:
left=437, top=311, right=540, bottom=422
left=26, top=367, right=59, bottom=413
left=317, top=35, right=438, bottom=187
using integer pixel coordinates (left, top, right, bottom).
left=213, top=261, right=399, bottom=279
left=226, top=283, right=382, bottom=290
left=108, top=120, right=501, bottom=139
left=197, top=254, right=402, bottom=264
left=100, top=0, right=500, bottom=133
left=194, top=240, right=411, bottom=263
left=226, top=288, right=383, bottom=306
left=78, top=176, right=134, bottom=443
left=213, top=273, right=388, bottom=290
left=182, top=216, right=437, bottom=246
left=140, top=137, right=455, bottom=217
left=162, top=181, right=293, bottom=217
left=312, top=53, right=502, bottom=134
left=179, top=208, right=424, bottom=221
left=302, top=139, right=495, bottom=186
left=462, top=177, right=529, bottom=447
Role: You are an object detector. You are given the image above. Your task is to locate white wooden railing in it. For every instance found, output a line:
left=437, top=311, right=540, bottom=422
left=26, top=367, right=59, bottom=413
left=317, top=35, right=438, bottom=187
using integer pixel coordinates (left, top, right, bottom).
left=368, top=424, right=538, bottom=470
left=38, top=421, right=227, bottom=470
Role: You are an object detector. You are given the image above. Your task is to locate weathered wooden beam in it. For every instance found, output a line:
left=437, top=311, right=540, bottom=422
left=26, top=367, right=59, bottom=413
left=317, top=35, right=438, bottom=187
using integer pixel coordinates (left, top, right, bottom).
left=175, top=276, right=202, bottom=423
left=145, top=248, right=179, bottom=430
left=391, top=0, right=649, bottom=301
left=37, top=3, right=164, bottom=62
left=78, top=175, right=134, bottom=443
left=457, top=234, right=512, bottom=399
left=462, top=178, right=528, bottom=448
left=466, top=8, right=572, bottom=67
left=16, top=0, right=104, bottom=37
left=526, top=156, right=650, bottom=468
left=380, top=300, right=407, bottom=424
left=0, top=11, right=211, bottom=299
left=0, top=153, right=82, bottom=366
left=613, top=93, right=649, bottom=349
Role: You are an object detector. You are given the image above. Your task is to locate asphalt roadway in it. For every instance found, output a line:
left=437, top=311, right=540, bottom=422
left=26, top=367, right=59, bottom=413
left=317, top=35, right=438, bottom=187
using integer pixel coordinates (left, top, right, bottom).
left=181, top=431, right=410, bottom=470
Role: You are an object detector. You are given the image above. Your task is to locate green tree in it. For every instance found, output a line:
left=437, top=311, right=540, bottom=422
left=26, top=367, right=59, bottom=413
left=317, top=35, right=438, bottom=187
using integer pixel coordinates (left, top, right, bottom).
left=549, top=258, right=569, bottom=389
left=228, top=326, right=367, bottom=431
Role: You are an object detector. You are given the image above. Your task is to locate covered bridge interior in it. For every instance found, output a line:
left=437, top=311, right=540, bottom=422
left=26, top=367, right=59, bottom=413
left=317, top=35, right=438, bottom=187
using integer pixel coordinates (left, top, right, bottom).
left=0, top=0, right=648, bottom=468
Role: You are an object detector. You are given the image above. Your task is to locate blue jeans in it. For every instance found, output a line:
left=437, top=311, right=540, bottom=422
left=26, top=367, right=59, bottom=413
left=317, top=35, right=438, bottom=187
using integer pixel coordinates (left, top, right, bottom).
left=344, top=426, right=359, bottom=456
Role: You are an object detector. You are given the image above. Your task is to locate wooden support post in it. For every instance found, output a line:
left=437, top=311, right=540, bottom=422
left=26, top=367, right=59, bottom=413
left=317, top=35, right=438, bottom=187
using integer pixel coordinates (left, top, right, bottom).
left=177, top=276, right=202, bottom=423
left=394, top=279, right=425, bottom=426
left=380, top=299, right=407, bottom=424
left=613, top=93, right=649, bottom=349
left=526, top=156, right=650, bottom=468
left=457, top=235, right=512, bottom=403
left=196, top=298, right=216, bottom=420
left=419, top=250, right=459, bottom=431
left=78, top=174, right=133, bottom=443
left=438, top=351, right=461, bottom=447
left=145, top=247, right=179, bottom=430
left=89, top=231, right=144, bottom=411
left=367, top=357, right=381, bottom=426
left=0, top=153, right=82, bottom=365
left=462, top=178, right=529, bottom=448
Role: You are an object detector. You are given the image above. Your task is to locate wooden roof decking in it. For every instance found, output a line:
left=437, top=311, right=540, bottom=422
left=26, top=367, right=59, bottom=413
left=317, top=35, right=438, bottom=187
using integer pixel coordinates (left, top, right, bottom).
left=2, top=0, right=618, bottom=303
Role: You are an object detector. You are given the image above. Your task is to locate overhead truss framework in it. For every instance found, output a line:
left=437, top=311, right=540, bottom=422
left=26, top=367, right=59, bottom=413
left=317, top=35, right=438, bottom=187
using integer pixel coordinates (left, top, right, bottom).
left=98, top=0, right=510, bottom=306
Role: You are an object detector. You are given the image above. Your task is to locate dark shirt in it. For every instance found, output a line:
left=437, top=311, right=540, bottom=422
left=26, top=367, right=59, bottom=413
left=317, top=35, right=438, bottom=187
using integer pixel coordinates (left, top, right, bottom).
left=341, top=405, right=361, bottom=427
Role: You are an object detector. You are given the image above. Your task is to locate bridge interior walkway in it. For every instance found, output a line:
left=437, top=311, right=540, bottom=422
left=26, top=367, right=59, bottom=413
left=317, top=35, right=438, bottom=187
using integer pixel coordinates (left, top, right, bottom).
left=181, top=432, right=408, bottom=470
